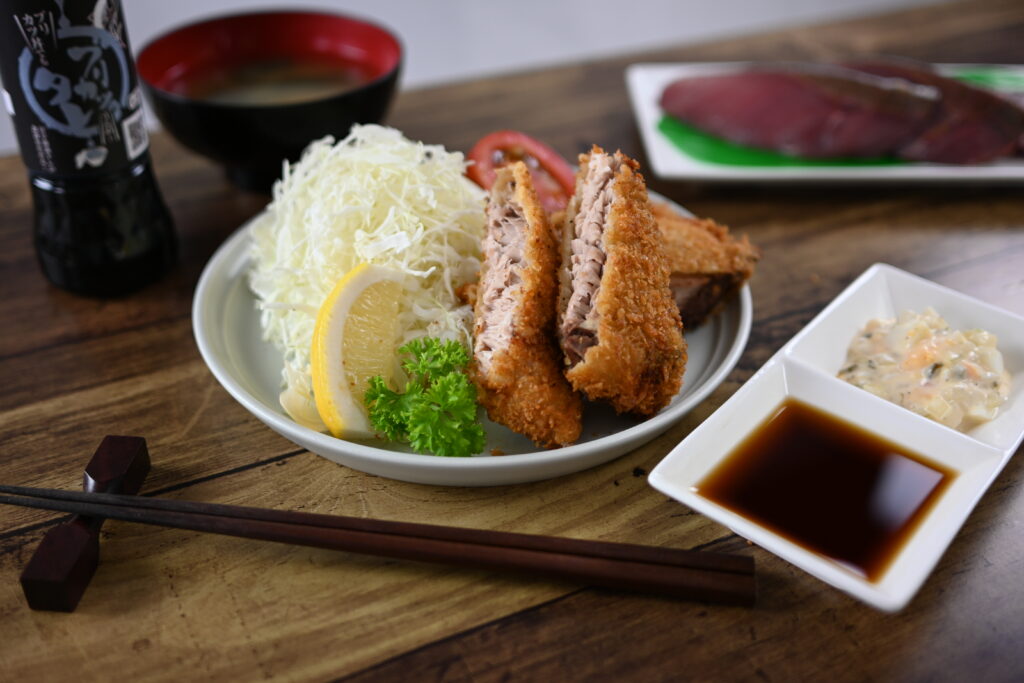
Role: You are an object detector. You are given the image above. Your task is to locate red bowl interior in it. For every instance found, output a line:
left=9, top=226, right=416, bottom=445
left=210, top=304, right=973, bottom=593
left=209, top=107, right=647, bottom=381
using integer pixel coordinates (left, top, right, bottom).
left=137, top=11, right=401, bottom=97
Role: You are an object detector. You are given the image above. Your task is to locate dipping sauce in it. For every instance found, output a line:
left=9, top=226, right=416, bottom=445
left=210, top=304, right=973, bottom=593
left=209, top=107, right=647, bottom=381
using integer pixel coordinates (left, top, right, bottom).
left=839, top=308, right=1011, bottom=431
left=694, top=399, right=955, bottom=582
left=188, top=60, right=369, bottom=106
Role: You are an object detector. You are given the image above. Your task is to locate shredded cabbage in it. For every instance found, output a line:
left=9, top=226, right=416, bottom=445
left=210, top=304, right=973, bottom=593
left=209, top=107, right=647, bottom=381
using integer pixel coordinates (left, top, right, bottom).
left=248, top=125, right=486, bottom=429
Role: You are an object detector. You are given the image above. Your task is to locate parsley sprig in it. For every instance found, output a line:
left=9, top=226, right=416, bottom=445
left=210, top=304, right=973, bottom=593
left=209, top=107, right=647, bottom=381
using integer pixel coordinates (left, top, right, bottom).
left=364, top=338, right=485, bottom=458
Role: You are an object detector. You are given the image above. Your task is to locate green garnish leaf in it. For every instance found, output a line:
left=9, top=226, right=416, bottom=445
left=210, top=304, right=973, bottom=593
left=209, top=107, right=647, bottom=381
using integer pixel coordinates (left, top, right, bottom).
left=364, top=338, right=485, bottom=458
left=399, top=337, right=470, bottom=379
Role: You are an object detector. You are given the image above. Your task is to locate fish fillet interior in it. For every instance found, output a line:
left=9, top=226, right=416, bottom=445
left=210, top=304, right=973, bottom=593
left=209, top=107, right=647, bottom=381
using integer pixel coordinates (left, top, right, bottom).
left=474, top=176, right=526, bottom=373
left=561, top=152, right=618, bottom=366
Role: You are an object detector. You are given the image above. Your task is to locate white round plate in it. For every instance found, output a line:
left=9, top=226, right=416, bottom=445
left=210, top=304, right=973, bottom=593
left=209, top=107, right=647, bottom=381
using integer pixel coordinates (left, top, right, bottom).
left=192, top=201, right=752, bottom=486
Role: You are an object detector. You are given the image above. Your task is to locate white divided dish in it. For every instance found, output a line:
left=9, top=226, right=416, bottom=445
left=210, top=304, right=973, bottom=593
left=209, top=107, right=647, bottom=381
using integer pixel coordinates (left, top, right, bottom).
left=649, top=264, right=1024, bottom=611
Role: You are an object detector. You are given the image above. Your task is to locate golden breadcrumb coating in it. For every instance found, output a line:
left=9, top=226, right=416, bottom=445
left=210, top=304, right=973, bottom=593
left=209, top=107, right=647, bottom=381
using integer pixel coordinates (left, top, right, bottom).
left=650, top=201, right=759, bottom=278
left=650, top=201, right=760, bottom=328
left=472, top=162, right=582, bottom=448
left=559, top=148, right=686, bottom=417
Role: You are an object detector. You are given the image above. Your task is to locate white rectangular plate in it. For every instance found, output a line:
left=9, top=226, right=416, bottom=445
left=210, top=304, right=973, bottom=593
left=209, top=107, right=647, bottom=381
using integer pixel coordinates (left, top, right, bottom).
left=649, top=264, right=1024, bottom=611
left=625, top=62, right=1024, bottom=183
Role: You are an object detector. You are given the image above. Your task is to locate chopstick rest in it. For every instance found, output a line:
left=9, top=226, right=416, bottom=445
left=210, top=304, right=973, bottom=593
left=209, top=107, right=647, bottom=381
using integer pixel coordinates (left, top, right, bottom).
left=19, top=436, right=150, bottom=612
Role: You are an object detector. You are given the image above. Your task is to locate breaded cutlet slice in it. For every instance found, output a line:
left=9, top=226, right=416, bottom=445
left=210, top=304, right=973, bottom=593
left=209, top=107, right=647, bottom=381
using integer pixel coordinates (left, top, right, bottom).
left=557, top=147, right=686, bottom=417
left=472, top=162, right=582, bottom=448
left=649, top=201, right=760, bottom=329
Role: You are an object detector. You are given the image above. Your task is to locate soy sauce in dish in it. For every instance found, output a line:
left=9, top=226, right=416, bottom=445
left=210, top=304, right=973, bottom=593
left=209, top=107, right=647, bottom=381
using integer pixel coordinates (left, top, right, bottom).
left=189, top=60, right=368, bottom=106
left=694, top=398, right=955, bottom=582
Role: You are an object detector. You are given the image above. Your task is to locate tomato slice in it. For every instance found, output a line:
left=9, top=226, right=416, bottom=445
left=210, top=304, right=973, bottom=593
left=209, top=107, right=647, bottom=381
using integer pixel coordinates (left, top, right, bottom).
left=466, top=131, right=576, bottom=213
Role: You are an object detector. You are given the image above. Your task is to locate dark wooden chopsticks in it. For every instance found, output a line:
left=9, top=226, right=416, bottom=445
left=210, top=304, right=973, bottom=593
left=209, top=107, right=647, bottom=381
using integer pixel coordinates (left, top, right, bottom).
left=0, top=484, right=756, bottom=606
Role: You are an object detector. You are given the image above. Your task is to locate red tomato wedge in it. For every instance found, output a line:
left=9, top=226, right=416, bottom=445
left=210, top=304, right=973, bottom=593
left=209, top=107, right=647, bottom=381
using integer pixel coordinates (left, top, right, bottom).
left=466, top=131, right=576, bottom=213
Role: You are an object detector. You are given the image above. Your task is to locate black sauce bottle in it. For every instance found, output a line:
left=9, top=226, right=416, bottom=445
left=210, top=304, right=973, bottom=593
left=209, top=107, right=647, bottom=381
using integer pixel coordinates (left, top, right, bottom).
left=0, top=0, right=176, bottom=296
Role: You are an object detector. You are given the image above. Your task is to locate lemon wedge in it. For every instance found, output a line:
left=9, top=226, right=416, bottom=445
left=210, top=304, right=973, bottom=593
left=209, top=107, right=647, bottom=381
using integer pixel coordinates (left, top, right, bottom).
left=311, top=264, right=404, bottom=438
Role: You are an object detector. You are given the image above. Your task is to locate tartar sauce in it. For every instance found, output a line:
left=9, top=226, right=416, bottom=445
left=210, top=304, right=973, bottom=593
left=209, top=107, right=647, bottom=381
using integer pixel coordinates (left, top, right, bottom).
left=838, top=308, right=1011, bottom=431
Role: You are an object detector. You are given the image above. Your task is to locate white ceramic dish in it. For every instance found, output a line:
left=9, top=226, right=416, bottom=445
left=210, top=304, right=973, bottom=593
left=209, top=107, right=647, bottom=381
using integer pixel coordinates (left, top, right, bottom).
left=192, top=201, right=752, bottom=487
left=625, top=62, right=1024, bottom=183
left=649, top=264, right=1024, bottom=611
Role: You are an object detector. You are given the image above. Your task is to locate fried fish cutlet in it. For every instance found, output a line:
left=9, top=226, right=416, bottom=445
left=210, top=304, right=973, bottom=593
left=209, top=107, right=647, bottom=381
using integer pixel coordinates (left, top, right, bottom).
left=650, top=201, right=760, bottom=329
left=472, top=162, right=582, bottom=448
left=557, top=147, right=686, bottom=417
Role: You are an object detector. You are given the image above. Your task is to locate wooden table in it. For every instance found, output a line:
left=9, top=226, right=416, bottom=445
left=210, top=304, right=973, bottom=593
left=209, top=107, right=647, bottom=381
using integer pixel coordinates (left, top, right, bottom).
left=3, top=0, right=1023, bottom=679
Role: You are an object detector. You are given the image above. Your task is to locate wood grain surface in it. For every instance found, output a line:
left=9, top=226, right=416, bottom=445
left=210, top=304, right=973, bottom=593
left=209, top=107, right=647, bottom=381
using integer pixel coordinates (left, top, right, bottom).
left=2, top=0, right=1023, bottom=680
